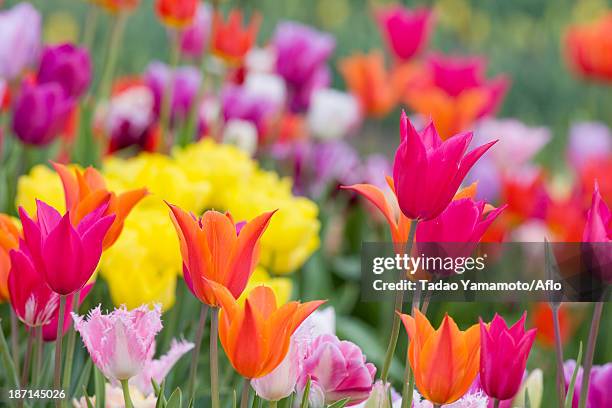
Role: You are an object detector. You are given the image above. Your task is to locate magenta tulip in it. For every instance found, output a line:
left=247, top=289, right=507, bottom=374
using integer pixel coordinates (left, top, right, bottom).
left=18, top=199, right=115, bottom=296
left=180, top=3, right=212, bottom=58
left=479, top=313, right=536, bottom=401
left=37, top=43, right=92, bottom=98
left=582, top=184, right=612, bottom=283
left=392, top=111, right=496, bottom=221
left=375, top=5, right=433, bottom=61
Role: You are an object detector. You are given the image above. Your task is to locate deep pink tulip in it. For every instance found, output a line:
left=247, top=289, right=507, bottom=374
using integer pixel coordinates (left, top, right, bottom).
left=582, top=184, right=612, bottom=283
left=73, top=305, right=163, bottom=381
left=18, top=199, right=115, bottom=296
left=296, top=334, right=376, bottom=406
left=375, top=6, right=433, bottom=61
left=41, top=283, right=93, bottom=342
left=479, top=313, right=536, bottom=401
left=37, top=43, right=92, bottom=98
left=8, top=248, right=59, bottom=327
left=180, top=3, right=212, bottom=58
left=392, top=111, right=496, bottom=221
left=11, top=82, right=73, bottom=146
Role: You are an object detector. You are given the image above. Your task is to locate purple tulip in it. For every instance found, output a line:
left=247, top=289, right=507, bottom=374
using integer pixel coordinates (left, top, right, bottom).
left=221, top=84, right=276, bottom=137
left=296, top=334, right=376, bottom=406
left=0, top=2, right=41, bottom=80
left=180, top=3, right=212, bottom=58
left=567, top=121, right=612, bottom=169
left=37, top=43, right=92, bottom=98
left=12, top=82, right=74, bottom=146
left=145, top=61, right=201, bottom=124
left=564, top=360, right=611, bottom=408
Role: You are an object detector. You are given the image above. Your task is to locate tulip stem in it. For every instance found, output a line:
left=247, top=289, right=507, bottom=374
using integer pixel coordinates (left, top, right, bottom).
left=98, top=12, right=127, bottom=101
left=81, top=4, right=99, bottom=51
left=240, top=377, right=250, bottom=408
left=401, top=284, right=422, bottom=408
left=121, top=379, right=134, bottom=408
left=20, top=330, right=34, bottom=388
left=493, top=399, right=500, bottom=408
left=380, top=220, right=419, bottom=383
left=159, top=29, right=181, bottom=153
left=210, top=307, right=220, bottom=408
left=54, top=295, right=66, bottom=408
left=551, top=304, right=566, bottom=407
left=269, top=401, right=278, bottom=408
left=62, top=292, right=80, bottom=396
left=433, top=404, right=441, bottom=408
left=10, top=308, right=19, bottom=376
left=188, top=304, right=209, bottom=403
left=33, top=326, right=43, bottom=387
left=578, top=301, right=604, bottom=408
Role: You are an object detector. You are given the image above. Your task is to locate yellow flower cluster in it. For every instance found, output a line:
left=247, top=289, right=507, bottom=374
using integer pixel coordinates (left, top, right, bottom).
left=16, top=140, right=320, bottom=310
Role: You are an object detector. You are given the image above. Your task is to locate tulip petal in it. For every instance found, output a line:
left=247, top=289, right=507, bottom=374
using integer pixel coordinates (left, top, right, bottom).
left=42, top=213, right=84, bottom=294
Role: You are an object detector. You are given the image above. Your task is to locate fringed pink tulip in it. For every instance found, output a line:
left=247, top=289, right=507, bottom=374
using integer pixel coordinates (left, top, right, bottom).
left=41, top=283, right=93, bottom=342
left=479, top=313, right=536, bottom=401
left=296, top=334, right=376, bottom=406
left=18, top=199, right=115, bottom=296
left=73, top=304, right=163, bottom=381
left=8, top=248, right=59, bottom=327
left=393, top=111, right=496, bottom=221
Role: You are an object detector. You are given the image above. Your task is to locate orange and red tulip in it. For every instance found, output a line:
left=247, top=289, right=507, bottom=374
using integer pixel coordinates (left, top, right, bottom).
left=212, top=10, right=261, bottom=64
left=564, top=12, right=612, bottom=82
left=0, top=215, right=20, bottom=302
left=52, top=162, right=147, bottom=250
left=399, top=308, right=480, bottom=405
left=211, top=282, right=325, bottom=379
left=168, top=204, right=275, bottom=307
left=155, top=0, right=198, bottom=28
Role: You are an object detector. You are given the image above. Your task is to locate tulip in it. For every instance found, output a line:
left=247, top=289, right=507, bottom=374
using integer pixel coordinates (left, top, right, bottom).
left=375, top=6, right=433, bottom=61
left=399, top=308, right=480, bottom=405
left=212, top=283, right=325, bottom=378
left=564, top=360, right=611, bottom=408
left=0, top=215, right=20, bottom=302
left=52, top=162, right=147, bottom=250
left=338, top=52, right=398, bottom=117
left=37, top=43, right=92, bottom=98
left=180, top=2, right=212, bottom=59
left=412, top=390, right=488, bottom=408
left=479, top=313, right=536, bottom=401
left=18, top=199, right=115, bottom=296
left=168, top=204, right=275, bottom=307
left=12, top=82, right=74, bottom=146
left=251, top=339, right=301, bottom=401
left=307, top=88, right=361, bottom=140
left=582, top=183, right=612, bottom=283
left=72, top=383, right=156, bottom=408
left=296, top=334, right=376, bottom=406
left=567, top=122, right=612, bottom=170
left=0, top=2, right=41, bottom=80
left=393, top=111, right=496, bottom=221
left=354, top=381, right=401, bottom=408
left=90, top=0, right=140, bottom=14
left=221, top=84, right=277, bottom=137
left=155, top=0, right=198, bottom=28
left=40, top=283, right=93, bottom=341
left=8, top=248, right=59, bottom=327
left=564, top=13, right=612, bottom=82
left=73, top=304, right=163, bottom=381
left=511, top=369, right=543, bottom=408
left=212, top=9, right=261, bottom=64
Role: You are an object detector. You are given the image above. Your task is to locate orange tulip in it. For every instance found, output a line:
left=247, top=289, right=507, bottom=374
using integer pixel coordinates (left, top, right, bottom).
left=155, top=0, right=198, bottom=28
left=399, top=309, right=480, bottom=405
left=338, top=52, right=397, bottom=117
left=0, top=215, right=20, bottom=302
left=565, top=12, right=612, bottom=82
left=90, top=0, right=140, bottom=13
left=212, top=10, right=261, bottom=64
left=168, top=204, right=275, bottom=307
left=52, top=162, right=147, bottom=250
left=212, top=282, right=324, bottom=378
left=531, top=302, right=572, bottom=348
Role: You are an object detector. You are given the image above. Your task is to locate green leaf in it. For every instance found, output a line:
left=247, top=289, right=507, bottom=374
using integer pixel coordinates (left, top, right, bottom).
left=72, top=359, right=93, bottom=402
left=327, top=398, right=350, bottom=408
left=152, top=379, right=161, bottom=397
left=156, top=380, right=168, bottom=408
left=252, top=394, right=260, bottom=408
left=94, top=366, right=106, bottom=408
left=166, top=388, right=182, bottom=408
left=525, top=390, right=532, bottom=408
left=83, top=386, right=95, bottom=408
left=565, top=342, right=583, bottom=408
left=0, top=318, right=20, bottom=389
left=300, top=377, right=312, bottom=408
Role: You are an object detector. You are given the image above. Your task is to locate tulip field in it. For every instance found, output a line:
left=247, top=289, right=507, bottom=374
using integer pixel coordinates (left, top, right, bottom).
left=0, top=0, right=611, bottom=407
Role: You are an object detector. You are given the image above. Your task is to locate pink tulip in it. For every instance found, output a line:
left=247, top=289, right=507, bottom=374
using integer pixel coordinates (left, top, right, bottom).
left=73, top=304, right=163, bottom=381
left=375, top=6, right=433, bottom=61
left=180, top=2, right=212, bottom=58
left=8, top=248, right=59, bottom=327
left=393, top=111, right=496, bottom=221
left=41, top=283, right=93, bottom=342
left=18, top=199, right=115, bottom=296
left=296, top=334, right=376, bottom=406
left=582, top=184, right=612, bottom=283
left=251, top=340, right=301, bottom=401
left=479, top=313, right=536, bottom=401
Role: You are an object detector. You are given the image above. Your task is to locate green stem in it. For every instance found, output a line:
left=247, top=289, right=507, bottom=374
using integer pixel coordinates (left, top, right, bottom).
left=20, top=330, right=34, bottom=388
left=121, top=379, right=134, bottom=408
left=210, top=307, right=220, bottom=408
left=81, top=5, right=99, bottom=50
left=493, top=399, right=500, bottom=408
left=10, top=308, right=19, bottom=376
left=0, top=318, right=20, bottom=389
left=188, top=304, right=209, bottom=403
left=578, top=301, right=604, bottom=408
left=269, top=400, right=278, bottom=408
left=54, top=295, right=66, bottom=408
left=240, top=377, right=250, bottom=408
left=97, top=13, right=128, bottom=101
left=552, top=304, right=566, bottom=407
left=62, top=292, right=80, bottom=396
left=401, top=279, right=423, bottom=408
left=32, top=326, right=43, bottom=387
left=159, top=29, right=181, bottom=153
left=379, top=220, right=419, bottom=383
